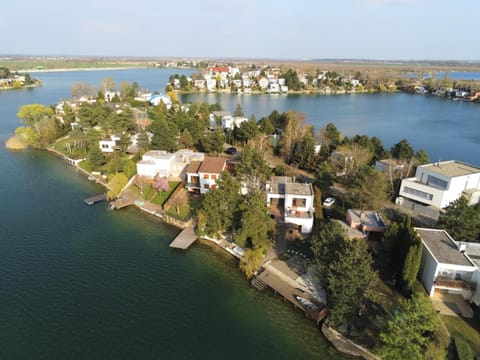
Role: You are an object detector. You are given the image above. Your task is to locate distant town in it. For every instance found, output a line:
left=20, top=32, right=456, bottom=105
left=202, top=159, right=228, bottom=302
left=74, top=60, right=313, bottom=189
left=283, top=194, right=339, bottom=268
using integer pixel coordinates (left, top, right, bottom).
left=5, top=63, right=480, bottom=359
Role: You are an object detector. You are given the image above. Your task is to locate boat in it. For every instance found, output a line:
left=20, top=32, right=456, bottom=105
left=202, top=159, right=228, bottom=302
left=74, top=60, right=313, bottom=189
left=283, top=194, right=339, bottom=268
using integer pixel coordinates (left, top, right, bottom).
left=294, top=295, right=320, bottom=312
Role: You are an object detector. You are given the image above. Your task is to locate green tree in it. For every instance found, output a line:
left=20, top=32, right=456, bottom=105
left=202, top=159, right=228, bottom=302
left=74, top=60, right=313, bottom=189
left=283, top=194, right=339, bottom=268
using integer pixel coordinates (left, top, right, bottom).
left=136, top=131, right=150, bottom=151
left=400, top=230, right=423, bottom=294
left=123, top=159, right=137, bottom=178
left=290, top=127, right=317, bottom=170
left=318, top=122, right=341, bottom=148
left=234, top=103, right=244, bottom=117
left=197, top=172, right=241, bottom=236
left=236, top=145, right=271, bottom=191
left=119, top=133, right=131, bottom=152
left=414, top=149, right=430, bottom=165
left=378, top=294, right=444, bottom=360
left=311, top=221, right=347, bottom=286
left=17, top=104, right=54, bottom=126
left=150, top=117, right=178, bottom=151
left=346, top=165, right=389, bottom=210
left=179, top=129, right=193, bottom=148
left=437, top=197, right=480, bottom=242
left=391, top=139, right=414, bottom=160
left=234, top=190, right=274, bottom=250
left=239, top=248, right=264, bottom=279
left=314, top=161, right=334, bottom=192
left=327, top=239, right=375, bottom=326
left=87, top=145, right=105, bottom=169
left=235, top=118, right=259, bottom=144
left=200, top=129, right=225, bottom=155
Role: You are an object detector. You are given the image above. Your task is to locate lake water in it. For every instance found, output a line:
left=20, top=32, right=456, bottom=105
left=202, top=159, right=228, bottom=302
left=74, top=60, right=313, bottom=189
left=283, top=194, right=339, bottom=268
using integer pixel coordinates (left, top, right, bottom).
left=0, top=68, right=479, bottom=359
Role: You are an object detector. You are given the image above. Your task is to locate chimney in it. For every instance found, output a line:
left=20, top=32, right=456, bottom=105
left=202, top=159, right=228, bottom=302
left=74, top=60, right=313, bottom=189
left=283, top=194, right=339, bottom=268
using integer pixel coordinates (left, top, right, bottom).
left=458, top=243, right=467, bottom=253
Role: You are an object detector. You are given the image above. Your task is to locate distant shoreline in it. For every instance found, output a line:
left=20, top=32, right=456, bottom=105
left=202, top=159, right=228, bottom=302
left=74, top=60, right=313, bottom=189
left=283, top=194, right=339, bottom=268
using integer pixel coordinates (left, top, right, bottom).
left=18, top=66, right=148, bottom=74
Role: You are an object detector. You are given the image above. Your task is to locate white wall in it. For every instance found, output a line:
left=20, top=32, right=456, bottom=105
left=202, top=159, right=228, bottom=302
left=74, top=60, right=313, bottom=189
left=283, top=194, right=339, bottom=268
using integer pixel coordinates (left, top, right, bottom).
left=420, top=248, right=438, bottom=296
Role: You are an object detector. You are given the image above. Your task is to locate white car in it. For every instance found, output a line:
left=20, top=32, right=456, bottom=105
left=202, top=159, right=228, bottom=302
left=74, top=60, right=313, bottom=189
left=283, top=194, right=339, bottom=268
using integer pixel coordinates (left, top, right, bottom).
left=323, top=197, right=336, bottom=207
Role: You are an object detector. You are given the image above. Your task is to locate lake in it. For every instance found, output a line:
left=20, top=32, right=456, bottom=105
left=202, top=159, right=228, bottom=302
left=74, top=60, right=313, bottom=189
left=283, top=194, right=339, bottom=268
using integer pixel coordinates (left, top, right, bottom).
left=0, top=68, right=478, bottom=359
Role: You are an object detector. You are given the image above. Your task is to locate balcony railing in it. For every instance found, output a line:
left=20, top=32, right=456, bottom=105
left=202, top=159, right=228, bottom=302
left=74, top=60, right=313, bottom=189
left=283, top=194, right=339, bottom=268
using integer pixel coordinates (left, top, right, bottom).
left=434, top=277, right=474, bottom=290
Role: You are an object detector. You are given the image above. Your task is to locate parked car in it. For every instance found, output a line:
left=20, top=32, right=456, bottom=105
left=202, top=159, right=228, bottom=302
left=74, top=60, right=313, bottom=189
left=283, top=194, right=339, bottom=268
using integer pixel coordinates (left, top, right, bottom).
left=323, top=197, right=336, bottom=207
left=225, top=147, right=237, bottom=155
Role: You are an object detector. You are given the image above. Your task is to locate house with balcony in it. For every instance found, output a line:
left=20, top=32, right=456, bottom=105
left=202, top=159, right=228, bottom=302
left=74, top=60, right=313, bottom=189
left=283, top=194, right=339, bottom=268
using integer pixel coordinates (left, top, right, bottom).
left=416, top=228, right=480, bottom=306
left=266, top=176, right=314, bottom=234
left=185, top=157, right=227, bottom=194
left=396, top=160, right=480, bottom=217
left=136, top=149, right=204, bottom=180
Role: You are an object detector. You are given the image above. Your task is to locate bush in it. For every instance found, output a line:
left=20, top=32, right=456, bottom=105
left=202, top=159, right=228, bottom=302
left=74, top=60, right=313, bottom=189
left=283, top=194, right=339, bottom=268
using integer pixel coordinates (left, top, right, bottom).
left=455, top=337, right=474, bottom=360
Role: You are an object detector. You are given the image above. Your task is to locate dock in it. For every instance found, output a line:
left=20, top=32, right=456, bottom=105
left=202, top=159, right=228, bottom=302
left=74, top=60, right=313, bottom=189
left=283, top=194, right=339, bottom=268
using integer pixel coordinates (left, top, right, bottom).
left=169, top=225, right=197, bottom=249
left=84, top=194, right=107, bottom=205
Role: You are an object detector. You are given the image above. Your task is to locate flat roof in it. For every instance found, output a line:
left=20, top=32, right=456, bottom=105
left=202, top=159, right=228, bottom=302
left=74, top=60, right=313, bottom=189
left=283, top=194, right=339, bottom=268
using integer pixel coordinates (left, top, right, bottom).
left=422, top=161, right=480, bottom=177
left=348, top=209, right=386, bottom=229
left=285, top=182, right=313, bottom=197
left=416, top=228, right=475, bottom=267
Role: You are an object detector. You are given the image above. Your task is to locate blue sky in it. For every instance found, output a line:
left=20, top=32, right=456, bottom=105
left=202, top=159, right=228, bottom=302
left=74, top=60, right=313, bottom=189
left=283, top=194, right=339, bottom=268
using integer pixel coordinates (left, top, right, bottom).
left=1, top=0, right=478, bottom=60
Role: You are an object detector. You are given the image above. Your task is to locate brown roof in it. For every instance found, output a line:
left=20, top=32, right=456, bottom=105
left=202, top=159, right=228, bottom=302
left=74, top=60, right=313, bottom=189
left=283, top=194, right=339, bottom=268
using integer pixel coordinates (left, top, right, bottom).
left=185, top=161, right=202, bottom=174
left=198, top=157, right=226, bottom=174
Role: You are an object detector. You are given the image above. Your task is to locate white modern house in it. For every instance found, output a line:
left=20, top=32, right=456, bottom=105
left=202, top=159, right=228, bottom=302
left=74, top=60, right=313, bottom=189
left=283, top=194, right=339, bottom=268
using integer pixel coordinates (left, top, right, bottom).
left=416, top=228, right=480, bottom=306
left=185, top=157, right=227, bottom=194
left=136, top=150, right=204, bottom=179
left=266, top=176, right=315, bottom=234
left=221, top=116, right=248, bottom=130
left=397, top=160, right=480, bottom=210
left=149, top=94, right=172, bottom=109
left=99, top=134, right=121, bottom=153
left=136, top=151, right=175, bottom=178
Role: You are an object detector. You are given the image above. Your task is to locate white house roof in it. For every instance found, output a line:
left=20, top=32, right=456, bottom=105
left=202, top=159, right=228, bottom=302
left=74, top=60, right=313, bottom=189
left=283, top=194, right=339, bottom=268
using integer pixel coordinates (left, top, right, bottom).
left=416, top=228, right=476, bottom=267
left=422, top=160, right=480, bottom=178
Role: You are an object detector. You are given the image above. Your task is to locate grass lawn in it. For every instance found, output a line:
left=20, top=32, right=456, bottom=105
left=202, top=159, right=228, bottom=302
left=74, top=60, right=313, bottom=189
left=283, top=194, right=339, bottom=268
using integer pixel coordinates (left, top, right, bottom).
left=129, top=181, right=180, bottom=207
left=442, top=315, right=480, bottom=358
left=53, top=138, right=86, bottom=159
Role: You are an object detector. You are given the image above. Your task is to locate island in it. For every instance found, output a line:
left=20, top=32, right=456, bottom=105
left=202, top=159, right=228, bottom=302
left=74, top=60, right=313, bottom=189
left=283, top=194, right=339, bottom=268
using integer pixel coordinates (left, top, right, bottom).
left=0, top=66, right=40, bottom=90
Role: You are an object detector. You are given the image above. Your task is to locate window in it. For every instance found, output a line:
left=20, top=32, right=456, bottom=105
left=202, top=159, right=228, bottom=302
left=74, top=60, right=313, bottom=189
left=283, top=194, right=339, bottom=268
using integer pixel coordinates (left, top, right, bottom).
left=203, top=184, right=210, bottom=189
left=292, top=198, right=306, bottom=208
left=203, top=174, right=209, bottom=179
left=403, top=186, right=433, bottom=201
left=211, top=174, right=217, bottom=180
left=427, top=175, right=448, bottom=189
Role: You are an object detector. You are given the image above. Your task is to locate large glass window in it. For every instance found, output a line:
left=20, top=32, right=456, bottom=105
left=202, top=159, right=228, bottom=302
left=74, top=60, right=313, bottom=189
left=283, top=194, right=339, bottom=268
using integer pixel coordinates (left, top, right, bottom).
left=404, top=187, right=433, bottom=200
left=427, top=175, right=448, bottom=189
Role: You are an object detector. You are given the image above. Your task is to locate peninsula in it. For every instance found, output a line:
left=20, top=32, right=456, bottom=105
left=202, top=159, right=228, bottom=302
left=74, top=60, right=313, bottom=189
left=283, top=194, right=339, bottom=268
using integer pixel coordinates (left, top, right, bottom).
left=7, top=75, right=480, bottom=360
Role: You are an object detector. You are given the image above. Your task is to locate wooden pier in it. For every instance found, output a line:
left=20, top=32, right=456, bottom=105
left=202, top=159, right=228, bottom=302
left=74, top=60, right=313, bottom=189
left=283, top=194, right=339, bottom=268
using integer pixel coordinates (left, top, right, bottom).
left=169, top=225, right=197, bottom=249
left=83, top=194, right=107, bottom=205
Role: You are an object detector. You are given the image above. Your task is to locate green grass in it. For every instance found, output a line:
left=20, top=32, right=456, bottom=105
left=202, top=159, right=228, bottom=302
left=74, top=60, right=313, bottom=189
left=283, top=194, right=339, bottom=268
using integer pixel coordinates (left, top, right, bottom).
left=166, top=204, right=191, bottom=221
left=442, top=315, right=480, bottom=358
left=129, top=181, right=179, bottom=207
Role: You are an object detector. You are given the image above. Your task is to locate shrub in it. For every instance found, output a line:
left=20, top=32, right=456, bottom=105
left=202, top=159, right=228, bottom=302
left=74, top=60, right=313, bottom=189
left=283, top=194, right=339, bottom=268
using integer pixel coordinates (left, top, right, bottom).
left=455, top=337, right=474, bottom=360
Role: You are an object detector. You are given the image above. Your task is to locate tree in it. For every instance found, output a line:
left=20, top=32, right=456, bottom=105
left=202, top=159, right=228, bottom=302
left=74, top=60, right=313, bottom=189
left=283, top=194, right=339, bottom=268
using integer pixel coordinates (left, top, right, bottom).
left=101, top=77, right=115, bottom=94
left=179, top=129, right=193, bottom=148
left=234, top=190, right=274, bottom=250
left=122, top=159, right=137, bottom=179
left=119, top=132, right=131, bottom=152
left=400, top=230, right=423, bottom=294
left=87, top=145, right=105, bottom=169
left=239, top=248, right=265, bottom=279
left=200, top=129, right=225, bottom=155
left=314, top=161, right=334, bottom=192
left=135, top=175, right=147, bottom=195
left=318, top=122, right=341, bottom=148
left=391, top=139, right=414, bottom=161
left=236, top=145, right=271, bottom=191
left=414, top=149, right=430, bottom=165
left=71, top=82, right=96, bottom=99
left=437, top=197, right=480, bottom=242
left=152, top=176, right=169, bottom=192
left=335, top=143, right=374, bottom=177
left=346, top=165, right=389, bottom=210
left=17, top=104, right=54, bottom=126
left=234, top=103, right=244, bottom=117
left=136, top=131, right=150, bottom=151
left=311, top=221, right=347, bottom=286
left=197, top=172, right=241, bottom=236
left=119, top=81, right=134, bottom=101
left=378, top=294, right=444, bottom=360
left=150, top=117, right=178, bottom=151
left=326, top=239, right=375, bottom=326
left=290, top=127, right=317, bottom=170
left=235, top=118, right=259, bottom=145
left=280, top=111, right=308, bottom=162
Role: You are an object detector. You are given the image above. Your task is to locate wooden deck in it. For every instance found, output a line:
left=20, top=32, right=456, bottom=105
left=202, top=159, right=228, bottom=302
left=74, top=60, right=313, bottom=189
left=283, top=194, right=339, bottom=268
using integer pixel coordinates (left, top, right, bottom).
left=169, top=226, right=197, bottom=249
left=83, top=194, right=106, bottom=205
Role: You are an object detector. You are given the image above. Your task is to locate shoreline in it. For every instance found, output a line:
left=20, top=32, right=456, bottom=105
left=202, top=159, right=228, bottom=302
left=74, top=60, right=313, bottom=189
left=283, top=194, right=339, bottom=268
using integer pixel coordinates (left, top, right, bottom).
left=18, top=66, right=148, bottom=73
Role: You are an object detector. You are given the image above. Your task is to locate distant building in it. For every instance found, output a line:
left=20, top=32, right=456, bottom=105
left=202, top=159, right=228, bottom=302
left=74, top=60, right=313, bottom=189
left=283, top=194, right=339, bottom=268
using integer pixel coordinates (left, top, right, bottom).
left=149, top=94, right=172, bottom=109
left=99, top=134, right=121, bottom=153
left=136, top=150, right=204, bottom=179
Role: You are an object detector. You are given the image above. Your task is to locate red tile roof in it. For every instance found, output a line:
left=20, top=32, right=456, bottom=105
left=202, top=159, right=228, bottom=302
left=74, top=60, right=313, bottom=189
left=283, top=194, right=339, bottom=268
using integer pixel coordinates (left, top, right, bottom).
left=185, top=161, right=202, bottom=174
left=198, top=157, right=227, bottom=174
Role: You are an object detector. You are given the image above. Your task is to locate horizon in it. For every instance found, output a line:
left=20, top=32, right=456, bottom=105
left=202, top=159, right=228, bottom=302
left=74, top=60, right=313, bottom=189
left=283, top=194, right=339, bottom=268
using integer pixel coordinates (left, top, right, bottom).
left=1, top=0, right=477, bottom=61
